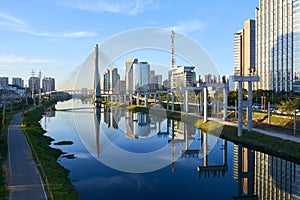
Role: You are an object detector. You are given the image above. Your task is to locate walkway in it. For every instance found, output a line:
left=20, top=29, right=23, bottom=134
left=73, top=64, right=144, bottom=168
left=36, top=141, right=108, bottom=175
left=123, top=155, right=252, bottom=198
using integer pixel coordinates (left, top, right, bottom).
left=146, top=107, right=300, bottom=143
left=7, top=111, right=47, bottom=200
left=210, top=117, right=300, bottom=143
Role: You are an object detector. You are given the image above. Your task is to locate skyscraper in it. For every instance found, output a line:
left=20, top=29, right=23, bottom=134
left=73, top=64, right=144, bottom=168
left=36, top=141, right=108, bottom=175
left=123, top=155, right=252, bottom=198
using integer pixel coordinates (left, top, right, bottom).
left=294, top=0, right=300, bottom=92
left=12, top=77, right=24, bottom=88
left=255, top=0, right=300, bottom=92
left=28, top=77, right=40, bottom=94
left=42, top=77, right=55, bottom=92
left=150, top=70, right=163, bottom=90
left=125, top=59, right=150, bottom=93
left=101, top=68, right=120, bottom=94
left=125, top=58, right=138, bottom=93
left=0, top=77, right=9, bottom=88
left=234, top=19, right=256, bottom=90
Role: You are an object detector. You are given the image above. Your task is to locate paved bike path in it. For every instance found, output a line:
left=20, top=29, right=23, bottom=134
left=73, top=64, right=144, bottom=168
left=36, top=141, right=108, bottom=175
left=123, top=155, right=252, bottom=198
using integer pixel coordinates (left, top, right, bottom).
left=7, top=111, right=47, bottom=200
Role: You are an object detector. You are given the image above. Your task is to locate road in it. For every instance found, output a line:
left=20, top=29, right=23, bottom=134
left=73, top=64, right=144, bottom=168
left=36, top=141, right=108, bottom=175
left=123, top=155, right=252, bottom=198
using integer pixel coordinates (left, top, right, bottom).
left=7, top=111, right=47, bottom=200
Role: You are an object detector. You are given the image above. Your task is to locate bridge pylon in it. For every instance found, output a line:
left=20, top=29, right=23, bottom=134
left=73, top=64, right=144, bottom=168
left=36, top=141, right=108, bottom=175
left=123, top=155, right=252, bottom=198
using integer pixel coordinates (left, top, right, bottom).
left=94, top=44, right=101, bottom=102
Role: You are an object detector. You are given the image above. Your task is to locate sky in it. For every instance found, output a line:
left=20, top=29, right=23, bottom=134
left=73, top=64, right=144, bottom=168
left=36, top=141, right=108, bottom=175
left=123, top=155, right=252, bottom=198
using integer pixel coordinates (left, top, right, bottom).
left=0, top=0, right=258, bottom=89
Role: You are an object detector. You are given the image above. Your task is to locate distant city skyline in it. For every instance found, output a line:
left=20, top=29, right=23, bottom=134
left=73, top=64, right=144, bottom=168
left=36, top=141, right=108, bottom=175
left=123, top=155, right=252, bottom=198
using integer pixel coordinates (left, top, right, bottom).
left=0, top=0, right=258, bottom=89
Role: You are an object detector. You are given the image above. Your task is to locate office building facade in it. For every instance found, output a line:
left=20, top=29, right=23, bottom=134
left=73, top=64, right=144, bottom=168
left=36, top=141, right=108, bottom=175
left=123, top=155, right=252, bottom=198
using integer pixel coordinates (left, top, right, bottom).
left=294, top=0, right=300, bottom=91
left=12, top=77, right=24, bottom=88
left=125, top=59, right=150, bottom=93
left=42, top=77, right=55, bottom=92
left=150, top=70, right=163, bottom=91
left=234, top=19, right=256, bottom=90
left=256, top=0, right=300, bottom=92
left=101, top=68, right=120, bottom=94
left=0, top=77, right=9, bottom=88
left=169, top=66, right=196, bottom=90
left=28, top=77, right=40, bottom=94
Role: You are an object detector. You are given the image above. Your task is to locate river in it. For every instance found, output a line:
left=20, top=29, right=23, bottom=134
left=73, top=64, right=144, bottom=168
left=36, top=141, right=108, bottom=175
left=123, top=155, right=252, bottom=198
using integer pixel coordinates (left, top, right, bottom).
left=40, top=99, right=300, bottom=200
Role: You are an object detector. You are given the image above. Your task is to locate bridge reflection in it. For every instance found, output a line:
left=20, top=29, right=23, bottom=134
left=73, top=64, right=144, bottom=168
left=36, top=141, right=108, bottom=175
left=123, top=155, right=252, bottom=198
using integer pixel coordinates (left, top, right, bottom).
left=48, top=101, right=300, bottom=199
left=92, top=104, right=214, bottom=169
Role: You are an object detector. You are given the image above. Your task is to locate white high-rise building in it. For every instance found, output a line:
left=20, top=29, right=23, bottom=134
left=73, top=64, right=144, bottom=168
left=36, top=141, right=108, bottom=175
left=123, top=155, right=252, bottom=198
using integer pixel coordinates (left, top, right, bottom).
left=169, top=66, right=196, bottom=90
left=256, top=0, right=300, bottom=92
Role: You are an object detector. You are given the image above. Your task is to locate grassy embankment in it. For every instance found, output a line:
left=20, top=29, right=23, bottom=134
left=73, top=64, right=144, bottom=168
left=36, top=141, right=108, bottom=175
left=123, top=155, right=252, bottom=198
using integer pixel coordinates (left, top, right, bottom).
left=22, top=101, right=81, bottom=200
left=228, top=110, right=300, bottom=131
left=123, top=104, right=300, bottom=164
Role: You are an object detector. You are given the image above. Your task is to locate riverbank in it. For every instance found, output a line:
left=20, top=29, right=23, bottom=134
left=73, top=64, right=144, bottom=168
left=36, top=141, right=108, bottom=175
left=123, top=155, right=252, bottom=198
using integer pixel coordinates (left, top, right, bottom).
left=22, top=101, right=81, bottom=200
left=123, top=104, right=300, bottom=164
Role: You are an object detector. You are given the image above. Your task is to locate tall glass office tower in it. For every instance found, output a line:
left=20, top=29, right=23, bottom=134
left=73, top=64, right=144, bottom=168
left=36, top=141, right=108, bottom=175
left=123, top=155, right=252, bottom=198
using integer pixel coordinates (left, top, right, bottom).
left=125, top=59, right=150, bottom=93
left=256, top=0, right=300, bottom=92
left=294, top=0, right=300, bottom=92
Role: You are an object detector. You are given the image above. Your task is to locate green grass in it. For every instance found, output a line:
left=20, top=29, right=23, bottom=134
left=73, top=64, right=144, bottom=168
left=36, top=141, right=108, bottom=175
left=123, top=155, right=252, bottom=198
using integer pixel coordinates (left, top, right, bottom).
left=22, top=101, right=81, bottom=200
left=263, top=115, right=300, bottom=129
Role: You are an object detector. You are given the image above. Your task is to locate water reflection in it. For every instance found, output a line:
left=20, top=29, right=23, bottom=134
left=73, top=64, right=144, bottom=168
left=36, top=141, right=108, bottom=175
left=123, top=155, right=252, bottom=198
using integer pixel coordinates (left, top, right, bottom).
left=43, top=100, right=300, bottom=199
left=197, top=140, right=228, bottom=179
left=84, top=104, right=218, bottom=173
left=231, top=144, right=300, bottom=199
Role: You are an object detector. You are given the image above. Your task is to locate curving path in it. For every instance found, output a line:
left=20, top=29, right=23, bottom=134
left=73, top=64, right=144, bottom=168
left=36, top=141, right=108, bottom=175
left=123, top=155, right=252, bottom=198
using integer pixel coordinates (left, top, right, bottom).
left=7, top=111, right=47, bottom=200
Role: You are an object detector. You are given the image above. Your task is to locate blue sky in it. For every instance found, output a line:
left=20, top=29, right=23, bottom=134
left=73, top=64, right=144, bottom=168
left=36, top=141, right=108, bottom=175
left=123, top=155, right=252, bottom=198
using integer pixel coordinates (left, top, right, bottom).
left=0, top=0, right=258, bottom=88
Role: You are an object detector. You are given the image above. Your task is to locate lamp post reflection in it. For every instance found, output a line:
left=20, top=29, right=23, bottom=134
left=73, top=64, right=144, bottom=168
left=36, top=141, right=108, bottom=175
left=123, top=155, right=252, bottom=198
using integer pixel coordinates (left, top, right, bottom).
left=197, top=138, right=228, bottom=179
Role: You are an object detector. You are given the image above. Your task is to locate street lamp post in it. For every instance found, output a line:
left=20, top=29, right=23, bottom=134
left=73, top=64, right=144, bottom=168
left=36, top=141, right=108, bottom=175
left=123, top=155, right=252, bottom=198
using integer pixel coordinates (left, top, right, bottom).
left=294, top=108, right=297, bottom=135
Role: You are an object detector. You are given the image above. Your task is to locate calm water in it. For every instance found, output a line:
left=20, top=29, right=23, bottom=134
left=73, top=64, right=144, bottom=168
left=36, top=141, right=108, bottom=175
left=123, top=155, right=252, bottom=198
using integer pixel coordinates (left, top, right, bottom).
left=41, top=99, right=300, bottom=200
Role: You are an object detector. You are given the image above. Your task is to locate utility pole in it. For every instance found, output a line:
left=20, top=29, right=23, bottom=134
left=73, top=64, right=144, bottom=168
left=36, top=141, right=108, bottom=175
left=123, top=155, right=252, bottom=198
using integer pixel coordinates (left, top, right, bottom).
left=38, top=70, right=42, bottom=104
left=2, top=95, right=6, bottom=125
left=31, top=70, right=36, bottom=106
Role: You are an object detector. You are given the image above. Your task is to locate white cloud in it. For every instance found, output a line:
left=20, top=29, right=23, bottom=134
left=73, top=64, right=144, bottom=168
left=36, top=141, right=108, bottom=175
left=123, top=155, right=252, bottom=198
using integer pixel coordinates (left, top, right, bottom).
left=0, top=12, right=26, bottom=26
left=62, top=0, right=159, bottom=16
left=170, top=20, right=207, bottom=34
left=0, top=55, right=53, bottom=64
left=0, top=11, right=98, bottom=39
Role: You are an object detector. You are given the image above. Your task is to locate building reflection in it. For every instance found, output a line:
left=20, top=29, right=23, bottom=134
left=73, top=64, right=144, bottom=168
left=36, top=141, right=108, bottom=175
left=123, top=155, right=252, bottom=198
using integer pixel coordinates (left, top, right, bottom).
left=254, top=151, right=300, bottom=200
left=44, top=105, right=56, bottom=129
left=233, top=144, right=300, bottom=199
left=91, top=106, right=300, bottom=200
left=125, top=112, right=152, bottom=139
left=99, top=106, right=123, bottom=129
left=168, top=121, right=197, bottom=175
left=197, top=138, right=228, bottom=179
left=232, top=144, right=257, bottom=199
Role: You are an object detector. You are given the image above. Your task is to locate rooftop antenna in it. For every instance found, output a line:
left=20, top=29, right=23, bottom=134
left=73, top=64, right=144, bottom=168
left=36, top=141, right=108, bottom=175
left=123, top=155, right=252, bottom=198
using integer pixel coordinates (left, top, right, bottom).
left=171, top=30, right=176, bottom=68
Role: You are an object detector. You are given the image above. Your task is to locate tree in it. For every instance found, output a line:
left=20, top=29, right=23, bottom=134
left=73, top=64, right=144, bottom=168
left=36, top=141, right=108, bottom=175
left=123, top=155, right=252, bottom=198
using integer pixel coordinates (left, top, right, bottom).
left=276, top=98, right=300, bottom=117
